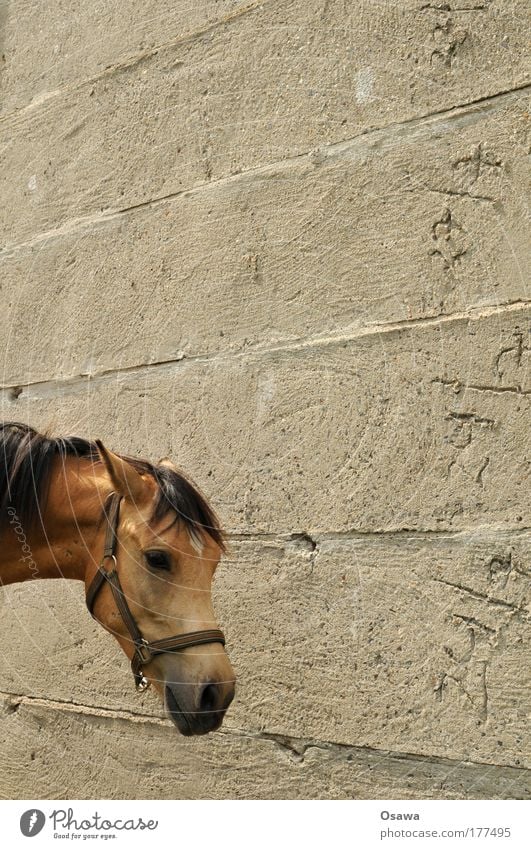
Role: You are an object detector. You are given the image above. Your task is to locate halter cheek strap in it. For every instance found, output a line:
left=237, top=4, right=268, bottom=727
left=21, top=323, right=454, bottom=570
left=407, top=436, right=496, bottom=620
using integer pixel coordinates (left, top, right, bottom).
left=86, top=493, right=225, bottom=691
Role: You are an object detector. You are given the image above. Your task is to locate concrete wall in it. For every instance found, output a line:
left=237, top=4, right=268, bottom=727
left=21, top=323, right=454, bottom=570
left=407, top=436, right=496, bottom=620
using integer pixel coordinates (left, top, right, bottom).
left=0, top=0, right=529, bottom=799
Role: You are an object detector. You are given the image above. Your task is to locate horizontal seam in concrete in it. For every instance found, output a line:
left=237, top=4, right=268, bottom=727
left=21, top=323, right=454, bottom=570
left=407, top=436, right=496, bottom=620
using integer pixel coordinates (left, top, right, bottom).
left=1, top=82, right=529, bottom=258
left=0, top=0, right=268, bottom=122
left=2, top=690, right=528, bottom=773
left=1, top=299, right=529, bottom=397
left=233, top=729, right=531, bottom=773
left=227, top=525, right=531, bottom=544
left=1, top=690, right=168, bottom=726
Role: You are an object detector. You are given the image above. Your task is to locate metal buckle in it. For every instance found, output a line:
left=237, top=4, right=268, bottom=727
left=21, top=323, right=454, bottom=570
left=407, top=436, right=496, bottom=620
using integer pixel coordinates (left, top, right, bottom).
left=136, top=638, right=152, bottom=666
left=136, top=674, right=150, bottom=692
left=133, top=641, right=151, bottom=692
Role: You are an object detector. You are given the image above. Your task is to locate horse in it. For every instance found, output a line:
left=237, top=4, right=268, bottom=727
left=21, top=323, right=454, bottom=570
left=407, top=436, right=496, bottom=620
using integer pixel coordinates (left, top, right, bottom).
left=0, top=422, right=235, bottom=735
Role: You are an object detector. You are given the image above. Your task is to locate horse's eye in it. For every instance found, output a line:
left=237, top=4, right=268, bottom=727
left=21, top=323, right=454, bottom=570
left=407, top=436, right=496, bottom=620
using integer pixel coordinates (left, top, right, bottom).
left=144, top=550, right=171, bottom=570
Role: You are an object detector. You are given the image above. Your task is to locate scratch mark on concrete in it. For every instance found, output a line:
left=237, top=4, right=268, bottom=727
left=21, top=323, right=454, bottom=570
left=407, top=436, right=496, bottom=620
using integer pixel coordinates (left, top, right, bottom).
left=433, top=577, right=528, bottom=614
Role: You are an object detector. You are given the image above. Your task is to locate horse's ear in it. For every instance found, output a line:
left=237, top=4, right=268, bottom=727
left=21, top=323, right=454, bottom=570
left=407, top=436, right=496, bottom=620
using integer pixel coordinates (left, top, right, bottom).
left=158, top=456, right=177, bottom=470
left=95, top=440, right=149, bottom=504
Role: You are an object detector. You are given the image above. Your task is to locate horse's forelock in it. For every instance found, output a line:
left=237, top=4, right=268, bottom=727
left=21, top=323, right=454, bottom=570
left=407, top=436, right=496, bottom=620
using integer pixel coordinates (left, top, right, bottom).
left=149, top=464, right=225, bottom=553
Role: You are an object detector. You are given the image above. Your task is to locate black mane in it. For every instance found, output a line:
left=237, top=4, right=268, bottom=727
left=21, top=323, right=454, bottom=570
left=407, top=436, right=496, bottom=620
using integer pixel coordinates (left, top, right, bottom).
left=0, top=422, right=224, bottom=549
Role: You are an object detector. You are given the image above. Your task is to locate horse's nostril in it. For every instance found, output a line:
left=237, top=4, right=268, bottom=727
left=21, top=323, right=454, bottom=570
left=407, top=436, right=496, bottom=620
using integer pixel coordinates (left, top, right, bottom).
left=199, top=682, right=220, bottom=714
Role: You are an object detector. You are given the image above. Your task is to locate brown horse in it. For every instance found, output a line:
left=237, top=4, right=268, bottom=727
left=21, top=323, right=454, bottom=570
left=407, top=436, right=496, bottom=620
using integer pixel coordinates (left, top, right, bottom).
left=0, top=422, right=235, bottom=735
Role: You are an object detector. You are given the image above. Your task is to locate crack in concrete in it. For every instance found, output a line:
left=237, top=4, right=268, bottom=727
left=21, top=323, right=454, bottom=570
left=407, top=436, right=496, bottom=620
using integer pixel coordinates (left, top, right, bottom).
left=475, top=456, right=490, bottom=485
left=424, top=186, right=496, bottom=202
left=446, top=411, right=495, bottom=426
left=433, top=378, right=531, bottom=396
left=254, top=732, right=308, bottom=763
left=452, top=613, right=497, bottom=633
left=420, top=2, right=493, bottom=11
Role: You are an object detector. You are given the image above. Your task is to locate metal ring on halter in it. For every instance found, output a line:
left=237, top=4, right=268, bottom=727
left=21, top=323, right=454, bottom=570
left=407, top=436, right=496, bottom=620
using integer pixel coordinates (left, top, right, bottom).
left=133, top=639, right=152, bottom=690
left=136, top=674, right=150, bottom=692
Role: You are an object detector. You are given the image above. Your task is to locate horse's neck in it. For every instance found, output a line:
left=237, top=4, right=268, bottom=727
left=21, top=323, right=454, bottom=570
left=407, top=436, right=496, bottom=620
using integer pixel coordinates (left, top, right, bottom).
left=0, top=459, right=108, bottom=587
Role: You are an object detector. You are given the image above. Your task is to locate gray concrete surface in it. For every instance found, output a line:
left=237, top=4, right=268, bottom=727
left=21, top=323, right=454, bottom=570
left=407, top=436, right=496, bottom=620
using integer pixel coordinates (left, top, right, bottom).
left=0, top=0, right=529, bottom=799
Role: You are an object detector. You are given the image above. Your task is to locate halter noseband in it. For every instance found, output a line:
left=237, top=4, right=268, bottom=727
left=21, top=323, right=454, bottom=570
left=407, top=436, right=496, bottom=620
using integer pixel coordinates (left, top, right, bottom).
left=86, top=493, right=226, bottom=691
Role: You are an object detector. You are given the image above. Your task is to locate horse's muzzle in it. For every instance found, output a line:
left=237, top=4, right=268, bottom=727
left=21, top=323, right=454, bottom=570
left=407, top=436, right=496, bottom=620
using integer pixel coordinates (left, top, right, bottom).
left=164, top=680, right=235, bottom=735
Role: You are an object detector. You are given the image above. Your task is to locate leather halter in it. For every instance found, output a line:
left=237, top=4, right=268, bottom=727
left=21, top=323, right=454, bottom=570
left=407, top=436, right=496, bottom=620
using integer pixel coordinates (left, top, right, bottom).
left=86, top=493, right=226, bottom=691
